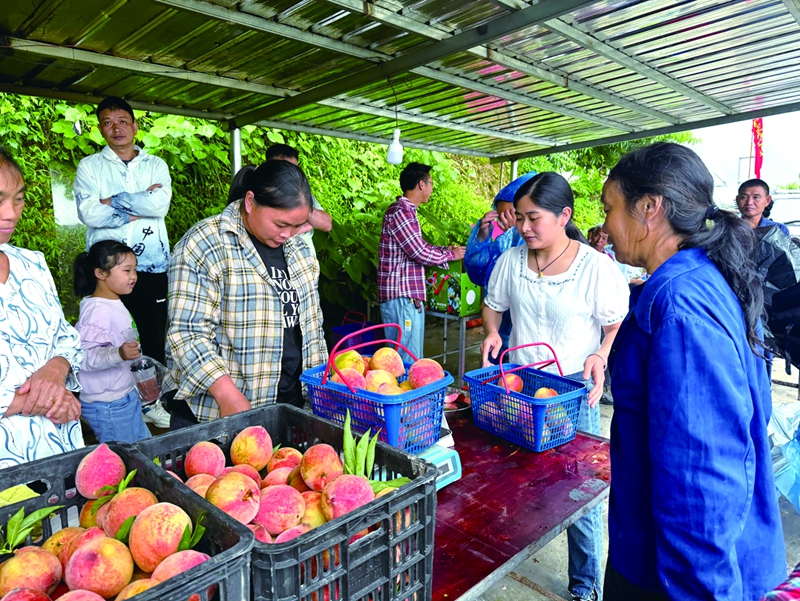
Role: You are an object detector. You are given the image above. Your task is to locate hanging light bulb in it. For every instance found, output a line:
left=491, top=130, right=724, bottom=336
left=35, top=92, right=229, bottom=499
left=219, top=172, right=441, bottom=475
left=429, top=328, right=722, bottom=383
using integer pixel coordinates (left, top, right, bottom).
left=387, top=128, right=404, bottom=165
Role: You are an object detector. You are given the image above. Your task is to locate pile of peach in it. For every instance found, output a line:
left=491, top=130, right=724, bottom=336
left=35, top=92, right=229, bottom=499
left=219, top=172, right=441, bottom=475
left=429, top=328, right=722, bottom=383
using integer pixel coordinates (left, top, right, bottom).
left=0, top=444, right=212, bottom=601
left=179, top=426, right=375, bottom=546
left=330, top=348, right=445, bottom=394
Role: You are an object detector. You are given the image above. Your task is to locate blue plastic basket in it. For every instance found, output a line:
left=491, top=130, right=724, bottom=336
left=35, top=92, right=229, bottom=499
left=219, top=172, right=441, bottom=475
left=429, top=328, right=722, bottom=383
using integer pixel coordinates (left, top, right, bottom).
left=301, top=324, right=453, bottom=454
left=463, top=343, right=587, bottom=452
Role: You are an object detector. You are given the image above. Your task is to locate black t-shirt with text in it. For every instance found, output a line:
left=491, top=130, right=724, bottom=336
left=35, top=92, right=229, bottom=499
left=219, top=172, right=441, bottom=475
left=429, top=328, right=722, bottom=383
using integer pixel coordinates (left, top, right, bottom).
left=248, top=233, right=304, bottom=407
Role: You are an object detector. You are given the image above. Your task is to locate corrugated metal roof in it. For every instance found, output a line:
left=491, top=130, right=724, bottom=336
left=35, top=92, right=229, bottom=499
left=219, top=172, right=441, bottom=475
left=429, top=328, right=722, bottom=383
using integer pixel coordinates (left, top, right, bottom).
left=2, top=0, right=800, bottom=160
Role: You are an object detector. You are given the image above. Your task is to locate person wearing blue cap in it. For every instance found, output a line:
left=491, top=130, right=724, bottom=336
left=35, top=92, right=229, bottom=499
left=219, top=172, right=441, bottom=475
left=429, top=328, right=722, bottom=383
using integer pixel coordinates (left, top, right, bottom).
left=464, top=171, right=536, bottom=354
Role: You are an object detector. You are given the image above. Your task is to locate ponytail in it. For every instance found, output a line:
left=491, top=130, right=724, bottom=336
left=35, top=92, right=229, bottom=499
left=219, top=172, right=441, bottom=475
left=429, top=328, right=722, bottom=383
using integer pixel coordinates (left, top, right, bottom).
left=73, top=251, right=95, bottom=297
left=73, top=240, right=135, bottom=297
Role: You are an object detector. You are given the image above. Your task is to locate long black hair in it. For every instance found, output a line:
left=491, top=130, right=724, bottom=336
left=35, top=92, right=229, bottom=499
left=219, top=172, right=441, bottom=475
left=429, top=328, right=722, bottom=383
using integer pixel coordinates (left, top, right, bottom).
left=513, top=171, right=588, bottom=244
left=74, top=240, right=136, bottom=297
left=241, top=160, right=312, bottom=210
left=608, top=142, right=763, bottom=350
left=228, top=164, right=256, bottom=204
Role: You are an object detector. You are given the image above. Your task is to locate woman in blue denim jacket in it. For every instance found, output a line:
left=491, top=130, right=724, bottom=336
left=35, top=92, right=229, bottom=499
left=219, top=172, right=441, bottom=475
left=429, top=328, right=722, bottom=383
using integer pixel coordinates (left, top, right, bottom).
left=602, top=143, right=785, bottom=600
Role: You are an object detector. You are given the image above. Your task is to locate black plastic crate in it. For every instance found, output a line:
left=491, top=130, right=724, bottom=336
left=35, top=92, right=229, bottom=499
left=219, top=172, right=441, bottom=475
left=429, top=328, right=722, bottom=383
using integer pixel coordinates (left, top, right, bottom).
left=0, top=442, right=252, bottom=601
left=130, top=405, right=438, bottom=601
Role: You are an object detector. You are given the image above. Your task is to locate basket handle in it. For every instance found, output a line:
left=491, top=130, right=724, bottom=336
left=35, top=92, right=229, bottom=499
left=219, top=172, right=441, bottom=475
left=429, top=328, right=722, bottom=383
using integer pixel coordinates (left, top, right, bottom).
left=495, top=342, right=564, bottom=392
left=341, top=311, right=367, bottom=326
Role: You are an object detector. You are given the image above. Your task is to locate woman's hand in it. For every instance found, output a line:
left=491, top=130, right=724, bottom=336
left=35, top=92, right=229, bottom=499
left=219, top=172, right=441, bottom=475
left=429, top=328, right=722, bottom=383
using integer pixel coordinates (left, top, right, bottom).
left=47, top=391, right=81, bottom=424
left=477, top=211, right=498, bottom=242
left=15, top=357, right=71, bottom=418
left=481, top=333, right=503, bottom=367
left=496, top=208, right=516, bottom=232
left=118, top=342, right=141, bottom=361
left=582, top=353, right=607, bottom=408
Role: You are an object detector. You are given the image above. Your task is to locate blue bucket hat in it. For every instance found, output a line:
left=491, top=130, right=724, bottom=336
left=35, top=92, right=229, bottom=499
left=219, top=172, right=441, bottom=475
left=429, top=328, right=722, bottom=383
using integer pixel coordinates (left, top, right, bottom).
left=492, top=170, right=537, bottom=209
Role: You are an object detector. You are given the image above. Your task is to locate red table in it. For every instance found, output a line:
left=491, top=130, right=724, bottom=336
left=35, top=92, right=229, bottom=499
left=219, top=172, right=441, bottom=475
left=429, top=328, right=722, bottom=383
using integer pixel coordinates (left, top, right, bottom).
left=432, top=413, right=611, bottom=600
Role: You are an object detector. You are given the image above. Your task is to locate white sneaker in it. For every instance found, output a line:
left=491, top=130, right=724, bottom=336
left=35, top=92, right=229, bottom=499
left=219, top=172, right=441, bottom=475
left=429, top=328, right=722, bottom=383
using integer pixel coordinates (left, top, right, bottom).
left=142, top=400, right=171, bottom=429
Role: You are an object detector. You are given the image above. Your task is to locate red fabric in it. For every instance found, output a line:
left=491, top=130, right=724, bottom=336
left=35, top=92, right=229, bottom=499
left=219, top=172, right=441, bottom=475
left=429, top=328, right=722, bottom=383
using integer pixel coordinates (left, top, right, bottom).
left=377, top=196, right=454, bottom=303
left=753, top=118, right=764, bottom=178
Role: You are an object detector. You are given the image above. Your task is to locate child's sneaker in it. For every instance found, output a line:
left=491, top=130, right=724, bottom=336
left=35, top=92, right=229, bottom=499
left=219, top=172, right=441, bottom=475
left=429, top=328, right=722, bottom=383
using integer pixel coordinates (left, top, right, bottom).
left=142, top=400, right=171, bottom=429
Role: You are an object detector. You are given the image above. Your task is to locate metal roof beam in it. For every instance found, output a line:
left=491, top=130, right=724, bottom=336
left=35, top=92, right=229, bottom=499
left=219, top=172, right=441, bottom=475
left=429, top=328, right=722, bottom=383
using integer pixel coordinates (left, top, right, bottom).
left=5, top=37, right=542, bottom=146
left=154, top=0, right=632, bottom=132
left=230, top=0, right=600, bottom=127
left=782, top=0, right=800, bottom=26
left=491, top=100, right=800, bottom=163
left=0, top=83, right=494, bottom=157
left=325, top=0, right=679, bottom=125
left=544, top=18, right=733, bottom=115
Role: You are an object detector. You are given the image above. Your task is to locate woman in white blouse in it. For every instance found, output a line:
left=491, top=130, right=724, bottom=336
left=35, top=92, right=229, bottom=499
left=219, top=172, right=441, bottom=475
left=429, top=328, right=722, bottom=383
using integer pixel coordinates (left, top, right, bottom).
left=0, top=148, right=84, bottom=468
left=481, top=171, right=629, bottom=601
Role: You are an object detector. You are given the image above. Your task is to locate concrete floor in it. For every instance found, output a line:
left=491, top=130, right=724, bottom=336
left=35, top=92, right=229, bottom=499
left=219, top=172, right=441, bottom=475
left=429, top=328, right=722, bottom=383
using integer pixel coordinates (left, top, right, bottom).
left=423, top=317, right=800, bottom=601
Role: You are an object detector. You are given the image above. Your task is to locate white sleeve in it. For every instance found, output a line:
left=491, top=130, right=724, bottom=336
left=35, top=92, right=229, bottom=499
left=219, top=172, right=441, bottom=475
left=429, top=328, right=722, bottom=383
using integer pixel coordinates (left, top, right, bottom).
left=590, top=254, right=630, bottom=326
left=484, top=247, right=515, bottom=313
left=74, top=160, right=131, bottom=229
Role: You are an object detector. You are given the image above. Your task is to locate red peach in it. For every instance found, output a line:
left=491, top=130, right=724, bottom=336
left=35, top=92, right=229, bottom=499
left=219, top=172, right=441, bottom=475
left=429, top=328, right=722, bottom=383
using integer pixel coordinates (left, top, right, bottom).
left=246, top=523, right=273, bottom=543
left=262, top=466, right=292, bottom=488
left=500, top=373, right=524, bottom=393
left=369, top=348, right=405, bottom=378
left=185, top=473, right=217, bottom=498
left=301, top=491, right=327, bottom=528
left=151, top=549, right=210, bottom=581
left=299, top=444, right=343, bottom=492
left=64, top=537, right=134, bottom=599
left=274, top=523, right=312, bottom=544
left=331, top=368, right=366, bottom=390
left=102, top=487, right=158, bottom=538
left=53, top=592, right=105, bottom=601
left=253, top=485, right=306, bottom=536
left=321, top=475, right=374, bottom=521
left=42, top=527, right=83, bottom=558
left=266, top=448, right=302, bottom=473
left=230, top=426, right=273, bottom=471
left=94, top=502, right=110, bottom=532
left=0, top=589, right=52, bottom=601
left=365, top=369, right=396, bottom=392
left=61, top=527, right=105, bottom=574
left=114, top=578, right=158, bottom=600
left=377, top=383, right=405, bottom=395
left=165, top=470, right=183, bottom=483
left=533, top=386, right=558, bottom=398
left=0, top=547, right=61, bottom=597
left=75, top=443, right=126, bottom=499
left=361, top=356, right=371, bottom=374
left=408, top=358, right=445, bottom=389
left=205, top=472, right=261, bottom=524
left=78, top=500, right=101, bottom=529
left=128, top=502, right=192, bottom=573
left=225, top=464, right=262, bottom=488
left=333, top=350, right=364, bottom=375
left=184, top=441, right=226, bottom=478
left=287, top=466, right=311, bottom=493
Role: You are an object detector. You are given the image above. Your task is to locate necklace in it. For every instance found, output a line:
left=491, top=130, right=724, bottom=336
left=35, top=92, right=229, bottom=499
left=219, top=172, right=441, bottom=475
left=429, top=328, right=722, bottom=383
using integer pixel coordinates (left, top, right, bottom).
left=533, top=240, right=571, bottom=278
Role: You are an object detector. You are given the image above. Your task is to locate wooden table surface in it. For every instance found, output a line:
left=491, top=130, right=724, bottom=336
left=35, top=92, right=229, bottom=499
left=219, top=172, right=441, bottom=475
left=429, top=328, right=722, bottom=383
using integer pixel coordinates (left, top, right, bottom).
left=432, top=413, right=611, bottom=601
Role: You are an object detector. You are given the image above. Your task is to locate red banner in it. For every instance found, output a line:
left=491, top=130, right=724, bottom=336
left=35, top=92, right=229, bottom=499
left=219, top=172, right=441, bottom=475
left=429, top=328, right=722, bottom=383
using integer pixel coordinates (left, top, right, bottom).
left=752, top=118, right=763, bottom=178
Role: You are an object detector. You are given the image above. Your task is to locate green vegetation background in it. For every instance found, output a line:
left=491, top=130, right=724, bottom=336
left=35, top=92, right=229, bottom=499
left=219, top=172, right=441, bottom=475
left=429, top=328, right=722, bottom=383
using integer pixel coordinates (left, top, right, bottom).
left=0, top=93, right=693, bottom=324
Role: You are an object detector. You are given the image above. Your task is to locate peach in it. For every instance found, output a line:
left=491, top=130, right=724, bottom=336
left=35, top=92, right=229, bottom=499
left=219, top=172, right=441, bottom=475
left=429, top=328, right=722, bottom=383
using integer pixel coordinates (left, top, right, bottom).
left=253, top=485, right=305, bottom=536
left=320, top=475, right=374, bottom=521
left=0, top=589, right=52, bottom=601
left=331, top=368, right=366, bottom=390
left=128, top=502, right=192, bottom=573
left=151, top=549, right=210, bottom=581
left=361, top=356, right=371, bottom=373
left=130, top=568, right=152, bottom=582
left=54, top=592, right=105, bottom=601
left=369, top=348, right=405, bottom=378
left=0, top=547, right=61, bottom=597
left=333, top=350, right=364, bottom=375
left=94, top=502, right=110, bottom=532
left=185, top=473, right=217, bottom=498
left=79, top=500, right=100, bottom=529
left=299, top=444, right=343, bottom=492
left=262, top=466, right=292, bottom=487
left=287, top=466, right=311, bottom=493
left=365, top=370, right=397, bottom=392
left=399, top=380, right=414, bottom=391
left=61, top=527, right=105, bottom=573
left=500, top=373, right=524, bottom=393
left=205, top=472, right=260, bottom=524
left=64, top=537, right=134, bottom=599
left=184, top=441, right=226, bottom=478
left=230, top=426, right=273, bottom=472
left=301, top=491, right=328, bottom=528
left=42, top=526, right=84, bottom=558
left=114, top=578, right=158, bottom=600
left=266, top=448, right=303, bottom=473
left=165, top=470, right=183, bottom=483
left=225, top=464, right=262, bottom=488
left=274, top=523, right=312, bottom=544
left=533, top=387, right=558, bottom=398
left=102, top=487, right=158, bottom=538
left=246, top=523, right=273, bottom=543
left=408, top=359, right=444, bottom=389
left=75, top=443, right=126, bottom=499
left=377, top=383, right=405, bottom=395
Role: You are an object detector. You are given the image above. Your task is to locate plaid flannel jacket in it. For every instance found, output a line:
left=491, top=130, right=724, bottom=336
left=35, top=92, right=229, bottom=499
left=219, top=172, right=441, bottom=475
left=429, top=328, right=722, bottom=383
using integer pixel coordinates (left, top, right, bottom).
left=166, top=200, right=328, bottom=422
left=377, top=196, right=454, bottom=303
left=762, top=565, right=800, bottom=600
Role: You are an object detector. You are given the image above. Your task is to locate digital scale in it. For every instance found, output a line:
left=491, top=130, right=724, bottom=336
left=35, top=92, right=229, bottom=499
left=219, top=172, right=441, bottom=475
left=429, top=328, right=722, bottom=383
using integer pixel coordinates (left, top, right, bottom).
left=418, top=443, right=462, bottom=490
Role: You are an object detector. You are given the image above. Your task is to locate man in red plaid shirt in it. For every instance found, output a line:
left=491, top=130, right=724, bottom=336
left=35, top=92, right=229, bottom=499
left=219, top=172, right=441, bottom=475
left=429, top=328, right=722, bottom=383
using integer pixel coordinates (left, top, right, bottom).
left=378, top=163, right=466, bottom=363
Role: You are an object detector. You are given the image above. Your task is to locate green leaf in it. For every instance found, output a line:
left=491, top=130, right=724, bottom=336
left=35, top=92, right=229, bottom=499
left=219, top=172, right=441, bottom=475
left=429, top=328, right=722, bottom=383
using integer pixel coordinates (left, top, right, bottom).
left=188, top=513, right=206, bottom=549
left=97, top=485, right=118, bottom=496
left=153, top=457, right=161, bottom=466
left=273, top=444, right=281, bottom=453
left=4, top=508, right=25, bottom=551
left=365, top=429, right=380, bottom=478
left=355, top=428, right=370, bottom=479
left=343, top=410, right=356, bottom=476
left=114, top=516, right=136, bottom=544
left=118, top=469, right=137, bottom=493
left=90, top=494, right=114, bottom=516
left=369, top=477, right=412, bottom=494
left=177, top=523, right=193, bottom=552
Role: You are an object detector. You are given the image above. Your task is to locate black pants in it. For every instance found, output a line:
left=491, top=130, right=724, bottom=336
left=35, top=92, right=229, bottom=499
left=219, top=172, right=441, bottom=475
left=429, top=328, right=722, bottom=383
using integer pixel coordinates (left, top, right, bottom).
left=604, top=563, right=670, bottom=601
left=122, top=271, right=167, bottom=365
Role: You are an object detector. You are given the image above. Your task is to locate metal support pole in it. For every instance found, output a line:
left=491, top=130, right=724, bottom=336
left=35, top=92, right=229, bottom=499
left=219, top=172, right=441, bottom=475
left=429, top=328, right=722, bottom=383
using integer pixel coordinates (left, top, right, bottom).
left=231, top=127, right=242, bottom=175
left=511, top=160, right=518, bottom=181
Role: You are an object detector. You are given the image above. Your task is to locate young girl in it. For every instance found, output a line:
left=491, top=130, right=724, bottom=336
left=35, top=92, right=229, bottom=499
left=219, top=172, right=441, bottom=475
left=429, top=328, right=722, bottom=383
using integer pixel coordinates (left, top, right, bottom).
left=73, top=240, right=151, bottom=442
